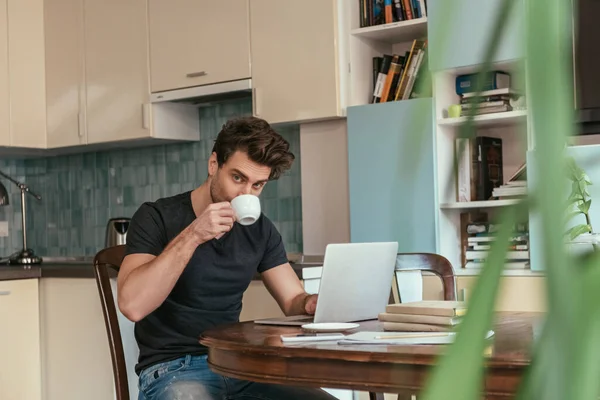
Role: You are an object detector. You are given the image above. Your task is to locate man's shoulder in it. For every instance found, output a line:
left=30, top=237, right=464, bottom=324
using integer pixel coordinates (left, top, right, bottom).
left=132, top=191, right=192, bottom=224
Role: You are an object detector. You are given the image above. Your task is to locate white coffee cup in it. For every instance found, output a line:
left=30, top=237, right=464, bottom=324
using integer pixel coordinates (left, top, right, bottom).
left=230, top=194, right=261, bottom=226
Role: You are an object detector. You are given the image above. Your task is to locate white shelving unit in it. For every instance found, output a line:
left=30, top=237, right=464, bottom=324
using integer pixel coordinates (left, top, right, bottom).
left=440, top=199, right=522, bottom=209
left=350, top=17, right=428, bottom=43
left=346, top=1, right=429, bottom=107
left=437, top=110, right=528, bottom=128
left=433, top=60, right=531, bottom=272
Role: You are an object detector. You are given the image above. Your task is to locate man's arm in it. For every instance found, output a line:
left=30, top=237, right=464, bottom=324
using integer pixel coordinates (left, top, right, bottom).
left=261, top=263, right=317, bottom=316
left=117, top=202, right=235, bottom=322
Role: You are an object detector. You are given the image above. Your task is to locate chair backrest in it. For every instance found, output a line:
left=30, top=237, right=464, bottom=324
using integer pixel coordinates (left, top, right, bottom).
left=93, top=245, right=128, bottom=400
left=394, top=253, right=457, bottom=302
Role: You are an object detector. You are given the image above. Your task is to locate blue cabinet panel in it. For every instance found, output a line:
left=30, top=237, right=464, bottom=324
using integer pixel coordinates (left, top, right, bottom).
left=428, top=0, right=525, bottom=71
left=528, top=144, right=600, bottom=271
left=347, top=99, right=436, bottom=252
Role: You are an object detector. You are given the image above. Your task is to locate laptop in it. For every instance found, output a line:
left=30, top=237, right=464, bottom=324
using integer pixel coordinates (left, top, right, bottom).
left=254, top=241, right=399, bottom=326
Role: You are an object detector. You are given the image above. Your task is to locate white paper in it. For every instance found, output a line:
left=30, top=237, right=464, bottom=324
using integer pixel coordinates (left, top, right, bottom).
left=337, top=330, right=495, bottom=345
left=395, top=270, right=423, bottom=303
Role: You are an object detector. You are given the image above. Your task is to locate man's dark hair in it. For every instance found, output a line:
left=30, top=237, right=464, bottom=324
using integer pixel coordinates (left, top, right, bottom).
left=212, top=116, right=295, bottom=180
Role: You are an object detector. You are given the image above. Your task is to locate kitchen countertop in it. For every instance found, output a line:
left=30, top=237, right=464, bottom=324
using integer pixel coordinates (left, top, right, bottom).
left=0, top=255, right=324, bottom=282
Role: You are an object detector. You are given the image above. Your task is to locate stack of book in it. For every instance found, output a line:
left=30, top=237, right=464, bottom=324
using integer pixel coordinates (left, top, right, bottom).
left=463, top=219, right=530, bottom=269
left=492, top=162, right=527, bottom=199
left=378, top=300, right=466, bottom=331
left=492, top=181, right=527, bottom=199
left=453, top=69, right=522, bottom=116
left=459, top=88, right=518, bottom=116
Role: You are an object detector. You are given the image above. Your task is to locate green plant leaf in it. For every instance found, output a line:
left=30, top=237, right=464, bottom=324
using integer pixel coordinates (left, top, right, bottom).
left=564, top=252, right=600, bottom=399
left=567, top=224, right=592, bottom=240
left=578, top=199, right=592, bottom=214
left=565, top=210, right=583, bottom=224
left=420, top=204, right=522, bottom=400
left=579, top=180, right=589, bottom=195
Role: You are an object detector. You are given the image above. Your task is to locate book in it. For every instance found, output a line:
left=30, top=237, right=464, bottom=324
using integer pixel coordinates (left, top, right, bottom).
left=378, top=312, right=462, bottom=326
left=383, top=321, right=453, bottom=332
left=385, top=300, right=467, bottom=317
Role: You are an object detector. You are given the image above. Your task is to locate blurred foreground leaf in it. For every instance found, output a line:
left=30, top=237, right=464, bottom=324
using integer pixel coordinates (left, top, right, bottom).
left=420, top=202, right=523, bottom=400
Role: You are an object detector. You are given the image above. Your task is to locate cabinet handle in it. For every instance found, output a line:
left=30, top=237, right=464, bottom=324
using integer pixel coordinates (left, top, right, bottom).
left=142, top=103, right=150, bottom=130
left=0, top=291, right=11, bottom=296
left=77, top=112, right=84, bottom=137
left=253, top=88, right=261, bottom=117
left=186, top=71, right=207, bottom=78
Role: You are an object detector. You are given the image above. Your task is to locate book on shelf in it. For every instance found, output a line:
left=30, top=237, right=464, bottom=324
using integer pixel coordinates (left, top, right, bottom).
left=371, top=39, right=429, bottom=103
left=359, top=0, right=428, bottom=28
left=455, top=136, right=503, bottom=202
left=492, top=162, right=528, bottom=199
left=459, top=88, right=524, bottom=117
left=460, top=211, right=530, bottom=269
left=455, top=71, right=511, bottom=95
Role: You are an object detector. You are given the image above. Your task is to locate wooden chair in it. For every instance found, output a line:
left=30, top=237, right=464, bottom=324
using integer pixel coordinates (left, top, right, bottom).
left=370, top=253, right=457, bottom=400
left=93, top=245, right=128, bottom=400
left=394, top=253, right=457, bottom=302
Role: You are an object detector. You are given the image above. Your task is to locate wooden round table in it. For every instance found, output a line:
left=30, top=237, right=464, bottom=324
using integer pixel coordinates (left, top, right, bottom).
left=199, top=312, right=539, bottom=398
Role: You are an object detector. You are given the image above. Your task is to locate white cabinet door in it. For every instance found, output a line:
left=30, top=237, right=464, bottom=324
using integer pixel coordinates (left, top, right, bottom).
left=84, top=0, right=150, bottom=144
left=249, top=0, right=342, bottom=124
left=0, top=279, right=42, bottom=400
left=0, top=0, right=9, bottom=146
left=40, top=278, right=125, bottom=400
left=44, top=0, right=86, bottom=148
left=148, top=0, right=251, bottom=92
left=7, top=0, right=47, bottom=148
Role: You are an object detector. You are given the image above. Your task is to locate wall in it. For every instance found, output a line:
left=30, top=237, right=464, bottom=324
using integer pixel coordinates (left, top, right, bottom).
left=0, top=98, right=303, bottom=258
left=299, top=119, right=351, bottom=255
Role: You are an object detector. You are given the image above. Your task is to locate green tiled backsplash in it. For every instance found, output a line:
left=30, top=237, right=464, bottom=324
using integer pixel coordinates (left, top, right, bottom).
left=0, top=98, right=303, bottom=257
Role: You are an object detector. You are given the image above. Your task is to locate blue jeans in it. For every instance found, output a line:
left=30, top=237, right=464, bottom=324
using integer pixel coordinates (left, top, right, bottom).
left=137, top=354, right=339, bottom=400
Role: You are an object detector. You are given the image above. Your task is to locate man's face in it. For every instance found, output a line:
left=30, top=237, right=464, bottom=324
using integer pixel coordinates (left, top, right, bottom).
left=208, top=150, right=271, bottom=203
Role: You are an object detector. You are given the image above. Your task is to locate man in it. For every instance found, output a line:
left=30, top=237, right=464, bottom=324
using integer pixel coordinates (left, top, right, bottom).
left=118, top=116, right=337, bottom=400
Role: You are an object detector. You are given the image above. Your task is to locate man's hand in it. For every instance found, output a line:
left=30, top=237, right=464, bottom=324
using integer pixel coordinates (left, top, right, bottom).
left=304, top=294, right=318, bottom=315
left=190, top=202, right=235, bottom=243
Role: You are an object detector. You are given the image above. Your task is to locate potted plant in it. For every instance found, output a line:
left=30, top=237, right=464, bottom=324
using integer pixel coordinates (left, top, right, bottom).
left=565, top=156, right=598, bottom=252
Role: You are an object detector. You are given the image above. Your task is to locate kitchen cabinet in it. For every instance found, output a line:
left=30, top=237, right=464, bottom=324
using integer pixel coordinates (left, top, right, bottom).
left=239, top=280, right=285, bottom=321
left=0, top=279, right=42, bottom=400
left=5, top=0, right=47, bottom=149
left=39, top=277, right=124, bottom=400
left=249, top=0, right=343, bottom=124
left=347, top=99, right=437, bottom=252
left=0, top=0, right=9, bottom=146
left=428, top=0, right=525, bottom=71
left=44, top=0, right=85, bottom=148
left=148, top=0, right=251, bottom=93
left=1, top=0, right=198, bottom=153
left=84, top=0, right=151, bottom=144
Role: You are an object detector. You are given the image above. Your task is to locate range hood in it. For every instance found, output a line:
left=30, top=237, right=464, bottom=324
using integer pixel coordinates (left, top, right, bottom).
left=150, top=79, right=253, bottom=106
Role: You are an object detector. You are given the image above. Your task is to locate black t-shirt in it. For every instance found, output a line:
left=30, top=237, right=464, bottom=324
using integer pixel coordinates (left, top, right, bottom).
left=124, top=191, right=288, bottom=375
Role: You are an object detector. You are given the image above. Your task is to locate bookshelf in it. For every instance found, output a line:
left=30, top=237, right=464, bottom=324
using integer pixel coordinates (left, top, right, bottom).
left=433, top=59, right=531, bottom=272
left=347, top=0, right=430, bottom=107
left=344, top=0, right=534, bottom=274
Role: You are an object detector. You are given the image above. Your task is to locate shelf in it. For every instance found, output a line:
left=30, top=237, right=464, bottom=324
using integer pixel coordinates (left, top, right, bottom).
left=437, top=110, right=528, bottom=128
left=351, top=18, right=428, bottom=44
left=440, top=199, right=522, bottom=209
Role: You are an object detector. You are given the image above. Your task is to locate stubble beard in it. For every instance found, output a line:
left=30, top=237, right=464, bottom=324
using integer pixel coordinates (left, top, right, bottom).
left=209, top=172, right=224, bottom=204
